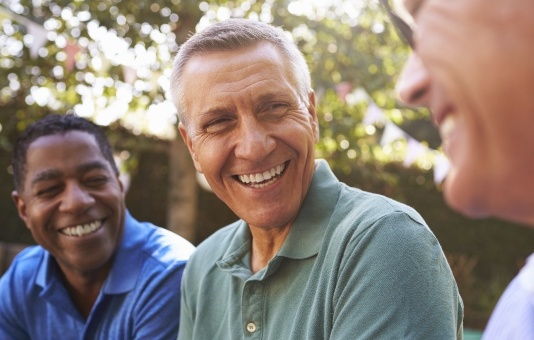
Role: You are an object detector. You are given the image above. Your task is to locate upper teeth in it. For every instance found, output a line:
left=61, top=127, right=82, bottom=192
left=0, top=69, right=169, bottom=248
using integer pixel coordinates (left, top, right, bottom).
left=61, top=220, right=102, bottom=237
left=238, top=163, right=286, bottom=184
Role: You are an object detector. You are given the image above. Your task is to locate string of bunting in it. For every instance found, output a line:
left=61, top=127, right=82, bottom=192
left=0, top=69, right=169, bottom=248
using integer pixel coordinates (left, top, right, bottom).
left=365, top=98, right=450, bottom=184
left=340, top=84, right=450, bottom=184
left=4, top=5, right=450, bottom=186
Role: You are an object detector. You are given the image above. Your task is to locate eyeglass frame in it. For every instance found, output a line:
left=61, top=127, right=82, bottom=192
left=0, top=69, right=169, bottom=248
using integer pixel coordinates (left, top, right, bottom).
left=378, top=0, right=415, bottom=48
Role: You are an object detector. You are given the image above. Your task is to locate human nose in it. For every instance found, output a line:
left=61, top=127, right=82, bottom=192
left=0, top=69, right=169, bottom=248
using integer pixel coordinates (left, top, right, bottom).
left=59, top=182, right=95, bottom=213
left=396, top=53, right=431, bottom=107
left=234, top=118, right=276, bottom=162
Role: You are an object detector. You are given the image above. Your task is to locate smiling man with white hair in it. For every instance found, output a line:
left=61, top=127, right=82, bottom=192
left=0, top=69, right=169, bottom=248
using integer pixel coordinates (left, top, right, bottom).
left=172, top=18, right=463, bottom=339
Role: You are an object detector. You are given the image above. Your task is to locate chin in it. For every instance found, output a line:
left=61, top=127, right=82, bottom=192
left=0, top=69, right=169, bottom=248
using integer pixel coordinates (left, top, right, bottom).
left=443, top=172, right=490, bottom=220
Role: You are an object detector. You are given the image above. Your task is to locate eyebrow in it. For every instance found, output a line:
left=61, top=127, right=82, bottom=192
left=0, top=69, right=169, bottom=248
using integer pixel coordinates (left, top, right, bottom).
left=31, top=169, right=62, bottom=186
left=30, top=161, right=111, bottom=187
left=199, top=91, right=293, bottom=117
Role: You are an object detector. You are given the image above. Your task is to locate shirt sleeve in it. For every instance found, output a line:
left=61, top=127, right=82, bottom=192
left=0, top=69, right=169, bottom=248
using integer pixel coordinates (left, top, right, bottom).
left=0, top=264, right=31, bottom=340
left=177, top=263, right=194, bottom=340
left=330, top=211, right=464, bottom=340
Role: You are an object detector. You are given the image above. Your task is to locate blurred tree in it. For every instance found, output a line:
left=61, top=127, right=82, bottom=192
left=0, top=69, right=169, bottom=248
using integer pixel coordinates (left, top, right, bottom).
left=0, top=0, right=434, bottom=242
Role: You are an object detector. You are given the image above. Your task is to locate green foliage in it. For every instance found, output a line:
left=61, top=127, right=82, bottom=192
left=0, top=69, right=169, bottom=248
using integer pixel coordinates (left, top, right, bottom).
left=0, top=0, right=423, bottom=170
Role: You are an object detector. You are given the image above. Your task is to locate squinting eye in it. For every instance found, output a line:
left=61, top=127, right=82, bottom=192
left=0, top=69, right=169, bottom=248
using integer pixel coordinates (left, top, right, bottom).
left=264, top=103, right=288, bottom=116
left=205, top=117, right=234, bottom=134
left=85, top=176, right=108, bottom=187
left=36, top=185, right=61, bottom=197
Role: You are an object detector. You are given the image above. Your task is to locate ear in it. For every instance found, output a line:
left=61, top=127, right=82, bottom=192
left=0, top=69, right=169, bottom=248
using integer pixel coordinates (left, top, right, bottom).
left=307, top=91, right=319, bottom=143
left=178, top=122, right=203, bottom=173
left=12, top=191, right=30, bottom=229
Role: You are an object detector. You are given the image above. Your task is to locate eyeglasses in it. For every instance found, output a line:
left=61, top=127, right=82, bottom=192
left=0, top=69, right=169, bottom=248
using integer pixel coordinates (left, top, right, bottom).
left=378, top=0, right=415, bottom=48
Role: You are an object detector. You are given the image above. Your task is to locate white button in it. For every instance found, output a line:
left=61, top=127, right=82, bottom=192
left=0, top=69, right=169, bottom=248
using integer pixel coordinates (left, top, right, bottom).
left=246, top=322, right=257, bottom=333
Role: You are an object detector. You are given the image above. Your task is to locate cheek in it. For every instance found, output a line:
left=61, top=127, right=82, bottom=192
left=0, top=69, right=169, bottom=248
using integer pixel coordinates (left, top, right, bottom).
left=193, top=140, right=228, bottom=174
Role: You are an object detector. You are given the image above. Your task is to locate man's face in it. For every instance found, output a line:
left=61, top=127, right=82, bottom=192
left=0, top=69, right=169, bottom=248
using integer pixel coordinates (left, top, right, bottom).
left=12, top=131, right=125, bottom=277
left=396, top=0, right=534, bottom=224
left=179, top=42, right=318, bottom=232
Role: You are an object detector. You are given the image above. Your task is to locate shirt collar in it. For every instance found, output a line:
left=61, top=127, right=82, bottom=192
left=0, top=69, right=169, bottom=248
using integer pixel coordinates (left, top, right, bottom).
left=218, top=160, right=341, bottom=263
left=277, top=159, right=341, bottom=259
left=103, top=210, right=146, bottom=294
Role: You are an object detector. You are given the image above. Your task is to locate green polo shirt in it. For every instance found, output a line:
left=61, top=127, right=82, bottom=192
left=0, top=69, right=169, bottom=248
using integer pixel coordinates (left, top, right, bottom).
left=179, top=160, right=463, bottom=339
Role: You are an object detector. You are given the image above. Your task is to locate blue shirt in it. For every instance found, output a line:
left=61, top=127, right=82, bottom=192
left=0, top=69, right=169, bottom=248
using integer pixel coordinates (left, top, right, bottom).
left=483, top=253, right=534, bottom=339
left=0, top=211, right=195, bottom=340
left=179, top=160, right=463, bottom=339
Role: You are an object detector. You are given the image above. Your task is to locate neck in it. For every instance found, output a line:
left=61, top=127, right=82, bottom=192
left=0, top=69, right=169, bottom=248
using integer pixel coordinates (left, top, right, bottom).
left=249, top=224, right=291, bottom=273
left=58, top=263, right=111, bottom=319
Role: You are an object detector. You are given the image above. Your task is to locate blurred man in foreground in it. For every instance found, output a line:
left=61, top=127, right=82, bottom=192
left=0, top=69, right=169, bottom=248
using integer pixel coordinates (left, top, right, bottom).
left=384, top=0, right=534, bottom=337
left=171, top=18, right=463, bottom=339
left=0, top=114, right=195, bottom=339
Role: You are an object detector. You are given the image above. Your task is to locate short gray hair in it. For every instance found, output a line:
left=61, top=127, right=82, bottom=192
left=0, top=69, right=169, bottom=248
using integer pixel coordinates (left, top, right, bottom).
left=170, top=18, right=312, bottom=127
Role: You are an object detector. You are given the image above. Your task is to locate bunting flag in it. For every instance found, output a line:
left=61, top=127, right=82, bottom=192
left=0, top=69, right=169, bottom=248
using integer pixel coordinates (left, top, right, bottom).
left=122, top=65, right=137, bottom=85
left=363, top=101, right=387, bottom=126
left=8, top=6, right=450, bottom=186
left=380, top=121, right=406, bottom=146
left=26, top=22, right=48, bottom=59
left=65, top=41, right=82, bottom=71
left=362, top=96, right=450, bottom=184
left=433, top=153, right=451, bottom=184
left=335, top=81, right=353, bottom=103
left=403, top=137, right=428, bottom=168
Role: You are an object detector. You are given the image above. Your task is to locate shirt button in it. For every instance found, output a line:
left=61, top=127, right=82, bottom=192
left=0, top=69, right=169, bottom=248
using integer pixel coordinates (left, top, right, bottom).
left=246, top=322, right=257, bottom=333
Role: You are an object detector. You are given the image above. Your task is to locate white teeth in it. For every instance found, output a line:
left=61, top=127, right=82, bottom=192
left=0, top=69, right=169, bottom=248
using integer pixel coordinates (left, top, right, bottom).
left=238, top=163, right=286, bottom=185
left=262, top=170, right=272, bottom=180
left=439, top=115, right=456, bottom=141
left=60, top=220, right=103, bottom=237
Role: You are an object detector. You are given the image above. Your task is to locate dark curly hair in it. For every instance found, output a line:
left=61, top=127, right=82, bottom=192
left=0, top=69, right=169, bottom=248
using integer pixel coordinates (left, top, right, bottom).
left=12, top=114, right=118, bottom=191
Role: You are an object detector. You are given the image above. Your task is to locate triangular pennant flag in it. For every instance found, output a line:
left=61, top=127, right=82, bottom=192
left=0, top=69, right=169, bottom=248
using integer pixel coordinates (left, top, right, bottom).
left=403, top=137, right=428, bottom=167
left=363, top=101, right=387, bottom=126
left=26, top=22, right=48, bottom=59
left=433, top=153, right=451, bottom=184
left=335, top=81, right=352, bottom=102
left=122, top=65, right=137, bottom=85
left=345, top=87, right=369, bottom=106
left=380, top=121, right=406, bottom=146
left=65, top=41, right=82, bottom=71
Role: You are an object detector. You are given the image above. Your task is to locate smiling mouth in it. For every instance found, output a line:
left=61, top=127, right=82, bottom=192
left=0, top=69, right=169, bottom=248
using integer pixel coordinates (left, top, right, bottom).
left=59, top=220, right=103, bottom=237
left=235, top=161, right=287, bottom=188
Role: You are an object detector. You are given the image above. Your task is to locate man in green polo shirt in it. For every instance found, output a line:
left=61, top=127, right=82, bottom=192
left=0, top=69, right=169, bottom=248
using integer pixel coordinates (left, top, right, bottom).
left=170, top=18, right=463, bottom=339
